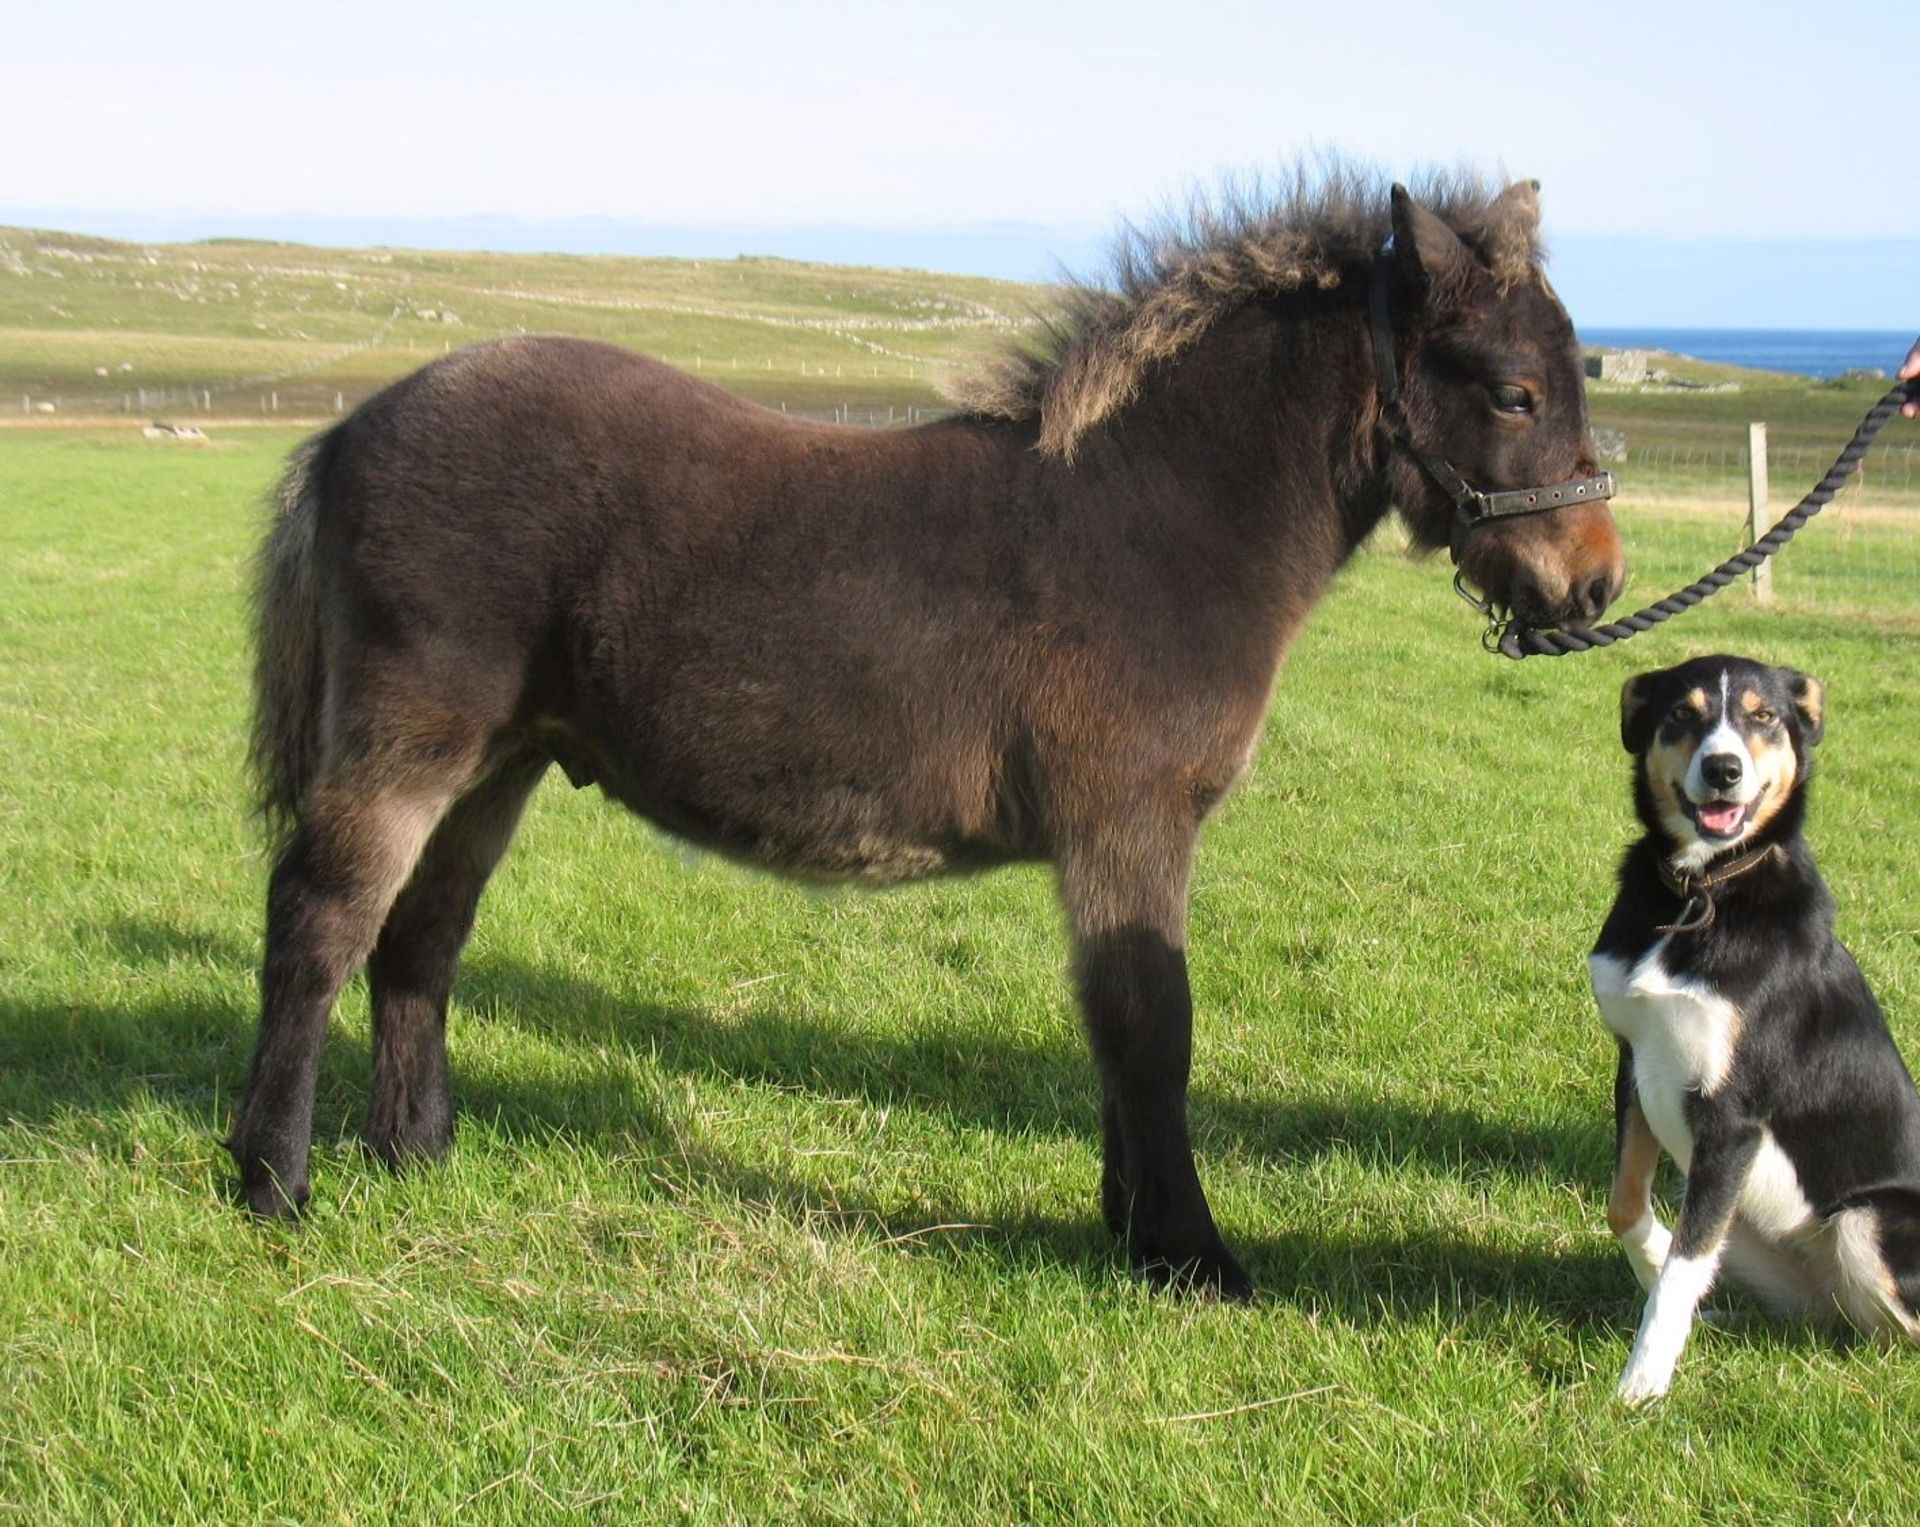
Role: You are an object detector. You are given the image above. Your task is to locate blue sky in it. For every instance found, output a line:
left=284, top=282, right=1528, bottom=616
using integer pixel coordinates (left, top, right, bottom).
left=6, top=0, right=1915, bottom=326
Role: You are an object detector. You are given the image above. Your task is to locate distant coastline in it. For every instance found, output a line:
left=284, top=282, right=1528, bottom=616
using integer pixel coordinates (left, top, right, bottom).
left=1580, top=328, right=1911, bottom=380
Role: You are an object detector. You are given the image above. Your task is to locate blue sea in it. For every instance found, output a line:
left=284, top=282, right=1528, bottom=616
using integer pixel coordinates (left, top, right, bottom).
left=1581, top=328, right=1913, bottom=380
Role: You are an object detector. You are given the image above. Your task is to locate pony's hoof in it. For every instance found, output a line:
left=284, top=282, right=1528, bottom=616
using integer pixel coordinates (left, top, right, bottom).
left=364, top=1119, right=453, bottom=1174
left=237, top=1171, right=310, bottom=1221
left=227, top=1137, right=310, bottom=1220
left=1135, top=1245, right=1254, bottom=1303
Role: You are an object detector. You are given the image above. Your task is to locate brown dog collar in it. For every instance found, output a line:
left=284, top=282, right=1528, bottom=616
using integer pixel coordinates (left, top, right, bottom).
left=1655, top=843, right=1785, bottom=935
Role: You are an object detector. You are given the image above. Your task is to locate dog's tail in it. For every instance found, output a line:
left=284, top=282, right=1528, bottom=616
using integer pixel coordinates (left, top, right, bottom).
left=1831, top=1202, right=1920, bottom=1341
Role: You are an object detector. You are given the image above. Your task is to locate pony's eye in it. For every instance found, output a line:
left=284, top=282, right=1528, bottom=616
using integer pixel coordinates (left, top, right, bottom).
left=1491, top=384, right=1533, bottom=414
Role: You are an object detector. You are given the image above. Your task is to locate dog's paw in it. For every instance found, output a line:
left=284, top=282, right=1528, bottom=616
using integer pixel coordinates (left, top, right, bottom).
left=1605, top=1329, right=1681, bottom=1405
left=1614, top=1357, right=1675, bottom=1407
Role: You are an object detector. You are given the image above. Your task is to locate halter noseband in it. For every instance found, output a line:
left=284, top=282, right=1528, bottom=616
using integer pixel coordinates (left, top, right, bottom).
left=1368, top=257, right=1616, bottom=606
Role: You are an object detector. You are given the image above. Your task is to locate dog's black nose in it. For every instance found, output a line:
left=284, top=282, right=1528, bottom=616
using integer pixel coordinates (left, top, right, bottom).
left=1701, top=753, right=1744, bottom=790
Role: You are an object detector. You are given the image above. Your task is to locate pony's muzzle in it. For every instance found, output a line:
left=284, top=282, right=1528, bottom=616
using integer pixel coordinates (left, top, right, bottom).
left=1462, top=502, right=1624, bottom=631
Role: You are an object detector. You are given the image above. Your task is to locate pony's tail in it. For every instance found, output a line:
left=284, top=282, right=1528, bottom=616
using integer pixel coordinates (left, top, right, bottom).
left=249, top=432, right=333, bottom=849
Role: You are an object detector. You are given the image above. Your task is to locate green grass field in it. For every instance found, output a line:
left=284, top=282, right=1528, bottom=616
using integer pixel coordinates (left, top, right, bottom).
left=5, top=416, right=1920, bottom=1521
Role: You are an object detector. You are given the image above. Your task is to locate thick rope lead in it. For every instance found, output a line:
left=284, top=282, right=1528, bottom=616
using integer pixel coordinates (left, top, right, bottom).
left=1495, top=378, right=1919, bottom=659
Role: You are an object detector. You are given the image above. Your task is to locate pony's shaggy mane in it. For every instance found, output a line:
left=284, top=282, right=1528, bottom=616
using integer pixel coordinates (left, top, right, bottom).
left=948, top=161, right=1544, bottom=460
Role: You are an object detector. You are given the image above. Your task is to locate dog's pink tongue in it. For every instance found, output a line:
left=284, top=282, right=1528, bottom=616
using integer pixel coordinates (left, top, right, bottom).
left=1698, top=803, right=1744, bottom=834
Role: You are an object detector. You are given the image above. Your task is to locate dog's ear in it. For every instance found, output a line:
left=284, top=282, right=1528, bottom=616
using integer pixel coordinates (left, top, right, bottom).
left=1787, top=671, right=1825, bottom=747
left=1620, top=672, right=1661, bottom=754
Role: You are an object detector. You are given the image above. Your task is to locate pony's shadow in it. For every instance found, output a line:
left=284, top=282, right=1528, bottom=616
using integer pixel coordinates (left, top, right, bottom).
left=20, top=916, right=1640, bottom=1331
left=455, top=950, right=1609, bottom=1186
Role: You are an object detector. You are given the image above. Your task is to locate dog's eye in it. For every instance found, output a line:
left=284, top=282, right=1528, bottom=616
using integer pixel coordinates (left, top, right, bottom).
left=1490, top=384, right=1533, bottom=415
left=1667, top=703, right=1693, bottom=722
left=1752, top=708, right=1777, bottom=725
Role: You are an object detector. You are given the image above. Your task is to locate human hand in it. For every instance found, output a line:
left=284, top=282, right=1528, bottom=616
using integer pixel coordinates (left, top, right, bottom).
left=1902, top=336, right=1919, bottom=417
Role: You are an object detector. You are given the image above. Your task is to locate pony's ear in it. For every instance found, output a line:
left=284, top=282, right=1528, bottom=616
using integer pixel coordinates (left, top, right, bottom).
left=1390, top=185, right=1475, bottom=308
left=1482, top=179, right=1543, bottom=281
left=1620, top=671, right=1661, bottom=754
left=1488, top=178, right=1543, bottom=227
left=1787, top=671, right=1825, bottom=747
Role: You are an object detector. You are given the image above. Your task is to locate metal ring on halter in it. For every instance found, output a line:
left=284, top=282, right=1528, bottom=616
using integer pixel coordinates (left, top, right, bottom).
left=1453, top=568, right=1496, bottom=617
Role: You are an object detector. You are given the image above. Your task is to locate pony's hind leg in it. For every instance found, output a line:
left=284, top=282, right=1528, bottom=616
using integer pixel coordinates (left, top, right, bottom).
left=365, top=751, right=549, bottom=1171
left=229, top=772, right=466, bottom=1218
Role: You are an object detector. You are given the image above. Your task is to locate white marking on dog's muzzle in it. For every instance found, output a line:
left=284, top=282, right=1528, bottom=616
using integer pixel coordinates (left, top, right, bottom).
left=1683, top=673, right=1760, bottom=807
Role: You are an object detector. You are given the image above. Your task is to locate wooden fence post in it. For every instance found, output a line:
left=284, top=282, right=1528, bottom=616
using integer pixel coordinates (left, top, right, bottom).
left=1746, top=421, right=1773, bottom=604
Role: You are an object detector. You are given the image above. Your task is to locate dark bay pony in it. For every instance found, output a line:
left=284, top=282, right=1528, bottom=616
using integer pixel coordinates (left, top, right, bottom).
left=230, top=170, right=1623, bottom=1297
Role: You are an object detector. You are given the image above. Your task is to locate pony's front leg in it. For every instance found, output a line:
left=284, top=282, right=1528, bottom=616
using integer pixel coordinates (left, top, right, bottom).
left=1059, top=825, right=1251, bottom=1300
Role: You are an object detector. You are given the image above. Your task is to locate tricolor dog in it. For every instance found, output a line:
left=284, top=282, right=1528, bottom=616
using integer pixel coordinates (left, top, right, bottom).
left=1590, top=655, right=1920, bottom=1404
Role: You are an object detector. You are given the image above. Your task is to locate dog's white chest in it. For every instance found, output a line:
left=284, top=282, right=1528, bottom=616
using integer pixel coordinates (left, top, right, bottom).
left=1589, top=946, right=1743, bottom=1170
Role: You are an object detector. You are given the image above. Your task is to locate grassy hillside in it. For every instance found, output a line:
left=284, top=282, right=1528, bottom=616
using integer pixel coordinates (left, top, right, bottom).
left=0, top=225, right=1046, bottom=418
left=6, top=222, right=1906, bottom=447
left=1588, top=363, right=1909, bottom=457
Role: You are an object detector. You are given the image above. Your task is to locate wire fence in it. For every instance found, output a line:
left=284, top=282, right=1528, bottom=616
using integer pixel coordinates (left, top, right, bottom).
left=12, top=382, right=956, bottom=429
left=1607, top=439, right=1919, bottom=505
left=14, top=361, right=1918, bottom=622
left=1608, top=438, right=1920, bottom=621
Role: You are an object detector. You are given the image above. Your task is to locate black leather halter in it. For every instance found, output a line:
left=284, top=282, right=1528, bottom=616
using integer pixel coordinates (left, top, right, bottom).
left=1368, top=258, right=1616, bottom=596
